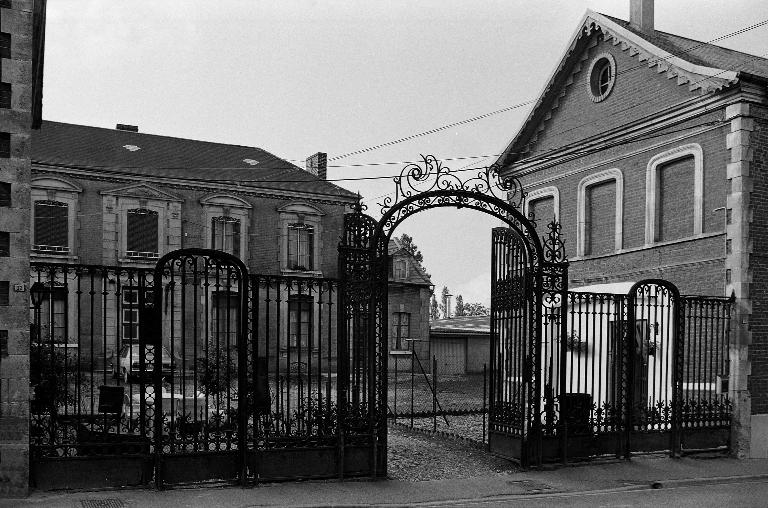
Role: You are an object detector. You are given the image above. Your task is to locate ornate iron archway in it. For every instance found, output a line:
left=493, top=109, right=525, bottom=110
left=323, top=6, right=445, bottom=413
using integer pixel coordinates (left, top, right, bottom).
left=338, top=155, right=568, bottom=470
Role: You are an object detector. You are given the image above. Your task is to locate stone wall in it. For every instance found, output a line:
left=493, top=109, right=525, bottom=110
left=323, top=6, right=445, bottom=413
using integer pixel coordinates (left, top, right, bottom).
left=0, top=0, right=37, bottom=496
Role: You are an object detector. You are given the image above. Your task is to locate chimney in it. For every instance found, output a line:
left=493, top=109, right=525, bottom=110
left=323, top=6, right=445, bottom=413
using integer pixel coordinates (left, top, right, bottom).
left=116, top=123, right=139, bottom=132
left=305, top=152, right=328, bottom=180
left=630, top=0, right=654, bottom=32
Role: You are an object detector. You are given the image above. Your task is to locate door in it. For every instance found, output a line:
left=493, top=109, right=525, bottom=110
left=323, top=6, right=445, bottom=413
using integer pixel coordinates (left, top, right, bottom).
left=433, top=337, right=466, bottom=375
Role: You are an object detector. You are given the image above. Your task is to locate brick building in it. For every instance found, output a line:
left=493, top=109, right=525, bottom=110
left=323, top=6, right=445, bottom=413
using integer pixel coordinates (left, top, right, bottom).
left=496, top=1, right=768, bottom=457
left=0, top=0, right=46, bottom=496
left=387, top=236, right=432, bottom=371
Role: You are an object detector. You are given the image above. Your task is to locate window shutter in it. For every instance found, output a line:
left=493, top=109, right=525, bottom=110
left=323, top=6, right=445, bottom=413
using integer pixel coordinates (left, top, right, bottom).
left=34, top=201, right=68, bottom=249
left=0, top=231, right=8, bottom=256
left=211, top=217, right=217, bottom=250
left=127, top=209, right=159, bottom=254
left=0, top=82, right=10, bottom=109
left=0, top=182, right=10, bottom=207
left=0, top=33, right=9, bottom=60
left=232, top=220, right=240, bottom=258
left=0, top=132, right=9, bottom=158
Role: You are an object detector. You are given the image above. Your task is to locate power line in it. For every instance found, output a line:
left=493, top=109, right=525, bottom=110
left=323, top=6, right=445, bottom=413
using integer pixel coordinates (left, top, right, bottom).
left=326, top=17, right=768, bottom=163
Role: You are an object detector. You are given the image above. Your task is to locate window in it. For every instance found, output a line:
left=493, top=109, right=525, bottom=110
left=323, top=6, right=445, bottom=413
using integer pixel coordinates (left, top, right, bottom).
left=212, top=216, right=240, bottom=257
left=393, top=259, right=407, bottom=280
left=201, top=194, right=251, bottom=260
left=287, top=224, right=314, bottom=271
left=0, top=182, right=9, bottom=207
left=576, top=169, right=623, bottom=257
left=524, top=186, right=560, bottom=223
left=121, top=287, right=153, bottom=343
left=0, top=132, right=9, bottom=158
left=0, top=281, right=8, bottom=306
left=585, top=180, right=617, bottom=256
left=288, top=296, right=313, bottom=350
left=587, top=53, right=616, bottom=103
left=645, top=144, right=704, bottom=246
left=212, top=292, right=240, bottom=347
left=0, top=32, right=9, bottom=59
left=126, top=208, right=159, bottom=258
left=392, top=312, right=410, bottom=350
left=37, top=287, right=67, bottom=343
left=0, top=231, right=8, bottom=256
left=0, top=82, right=10, bottom=109
left=278, top=202, right=324, bottom=274
left=33, top=201, right=68, bottom=253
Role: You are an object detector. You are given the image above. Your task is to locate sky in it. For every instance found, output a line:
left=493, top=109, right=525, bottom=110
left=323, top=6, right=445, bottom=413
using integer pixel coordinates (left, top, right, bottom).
left=42, top=1, right=768, bottom=308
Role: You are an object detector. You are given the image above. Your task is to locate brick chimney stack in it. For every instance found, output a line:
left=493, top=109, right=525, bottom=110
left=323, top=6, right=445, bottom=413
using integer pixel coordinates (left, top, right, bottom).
left=630, top=0, right=654, bottom=32
left=306, top=152, right=328, bottom=180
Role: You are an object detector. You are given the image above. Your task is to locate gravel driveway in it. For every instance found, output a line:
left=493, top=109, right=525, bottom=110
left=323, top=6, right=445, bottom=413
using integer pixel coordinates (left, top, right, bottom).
left=387, top=424, right=521, bottom=481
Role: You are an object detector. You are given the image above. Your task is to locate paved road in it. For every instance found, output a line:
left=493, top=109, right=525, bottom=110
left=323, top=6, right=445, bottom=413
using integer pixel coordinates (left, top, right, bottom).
left=427, top=477, right=768, bottom=507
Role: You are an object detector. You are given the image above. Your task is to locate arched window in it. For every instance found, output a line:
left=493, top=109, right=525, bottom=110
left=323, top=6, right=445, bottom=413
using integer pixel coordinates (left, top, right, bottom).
left=577, top=168, right=623, bottom=257
left=645, top=144, right=704, bottom=245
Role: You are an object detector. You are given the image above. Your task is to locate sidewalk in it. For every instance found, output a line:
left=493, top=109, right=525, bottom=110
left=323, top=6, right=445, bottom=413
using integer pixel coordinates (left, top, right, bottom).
left=6, top=455, right=768, bottom=507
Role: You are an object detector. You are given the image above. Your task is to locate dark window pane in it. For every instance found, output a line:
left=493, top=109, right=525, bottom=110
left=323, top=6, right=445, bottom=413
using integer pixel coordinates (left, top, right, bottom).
left=288, top=296, right=313, bottom=349
left=0, top=132, right=9, bottom=158
left=0, top=32, right=9, bottom=59
left=127, top=208, right=158, bottom=256
left=0, top=182, right=10, bottom=207
left=0, top=231, right=8, bottom=256
left=33, top=201, right=68, bottom=251
left=0, top=82, right=10, bottom=109
left=0, top=281, right=8, bottom=306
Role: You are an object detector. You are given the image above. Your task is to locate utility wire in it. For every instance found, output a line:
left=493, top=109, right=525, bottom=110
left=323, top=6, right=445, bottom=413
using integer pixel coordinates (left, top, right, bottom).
left=326, top=18, right=768, bottom=163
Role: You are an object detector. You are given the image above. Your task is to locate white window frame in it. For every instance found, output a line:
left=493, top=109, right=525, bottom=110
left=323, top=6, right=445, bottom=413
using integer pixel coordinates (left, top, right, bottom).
left=31, top=176, right=82, bottom=260
left=278, top=202, right=325, bottom=276
left=524, top=186, right=560, bottom=223
left=576, top=168, right=623, bottom=257
left=200, top=194, right=252, bottom=260
left=645, top=143, right=704, bottom=246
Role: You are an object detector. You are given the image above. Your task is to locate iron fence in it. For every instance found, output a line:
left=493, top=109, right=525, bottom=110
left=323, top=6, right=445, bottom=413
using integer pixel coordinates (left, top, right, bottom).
left=387, top=353, right=488, bottom=445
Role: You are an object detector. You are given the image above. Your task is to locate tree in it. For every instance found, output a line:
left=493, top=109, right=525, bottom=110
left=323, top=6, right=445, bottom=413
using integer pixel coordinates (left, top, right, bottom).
left=398, top=233, right=423, bottom=263
left=454, top=294, right=465, bottom=317
left=430, top=294, right=440, bottom=320
left=462, top=302, right=490, bottom=316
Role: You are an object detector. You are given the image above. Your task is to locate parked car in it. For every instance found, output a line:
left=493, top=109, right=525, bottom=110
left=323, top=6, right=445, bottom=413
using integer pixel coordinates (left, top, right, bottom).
left=112, top=344, right=174, bottom=383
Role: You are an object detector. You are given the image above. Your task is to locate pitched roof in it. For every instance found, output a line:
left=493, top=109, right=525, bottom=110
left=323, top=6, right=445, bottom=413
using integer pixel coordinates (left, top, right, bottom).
left=430, top=315, right=490, bottom=335
left=497, top=10, right=768, bottom=167
left=31, top=121, right=358, bottom=199
left=602, top=14, right=768, bottom=79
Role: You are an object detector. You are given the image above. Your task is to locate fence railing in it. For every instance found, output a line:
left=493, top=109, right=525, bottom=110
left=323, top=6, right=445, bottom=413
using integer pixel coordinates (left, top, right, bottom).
left=388, top=351, right=489, bottom=445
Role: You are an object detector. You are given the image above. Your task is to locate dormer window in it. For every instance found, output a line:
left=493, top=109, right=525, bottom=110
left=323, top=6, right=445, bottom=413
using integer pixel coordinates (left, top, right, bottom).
left=394, top=259, right=407, bottom=280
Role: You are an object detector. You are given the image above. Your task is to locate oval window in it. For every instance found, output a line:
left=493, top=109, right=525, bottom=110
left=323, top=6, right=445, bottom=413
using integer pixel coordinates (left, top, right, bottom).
left=587, top=53, right=617, bottom=102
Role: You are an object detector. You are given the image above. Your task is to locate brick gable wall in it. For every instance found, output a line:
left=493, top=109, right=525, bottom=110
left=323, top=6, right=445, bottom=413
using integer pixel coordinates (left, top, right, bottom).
left=527, top=32, right=694, bottom=155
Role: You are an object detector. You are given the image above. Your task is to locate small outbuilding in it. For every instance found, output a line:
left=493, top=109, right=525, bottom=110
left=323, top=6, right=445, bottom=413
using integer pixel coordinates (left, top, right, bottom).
left=430, top=315, right=490, bottom=375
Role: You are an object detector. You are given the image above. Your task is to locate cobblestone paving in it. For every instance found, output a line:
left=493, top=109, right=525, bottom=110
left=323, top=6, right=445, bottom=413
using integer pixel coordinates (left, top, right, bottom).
left=387, top=424, right=521, bottom=481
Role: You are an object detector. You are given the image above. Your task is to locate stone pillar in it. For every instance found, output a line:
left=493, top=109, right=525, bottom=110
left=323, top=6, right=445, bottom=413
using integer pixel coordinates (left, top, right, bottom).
left=0, top=0, right=37, bottom=496
left=725, top=103, right=768, bottom=458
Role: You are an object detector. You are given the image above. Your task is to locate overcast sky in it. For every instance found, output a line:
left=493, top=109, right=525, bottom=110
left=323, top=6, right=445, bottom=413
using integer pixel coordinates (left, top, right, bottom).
left=43, top=1, right=768, bottom=307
